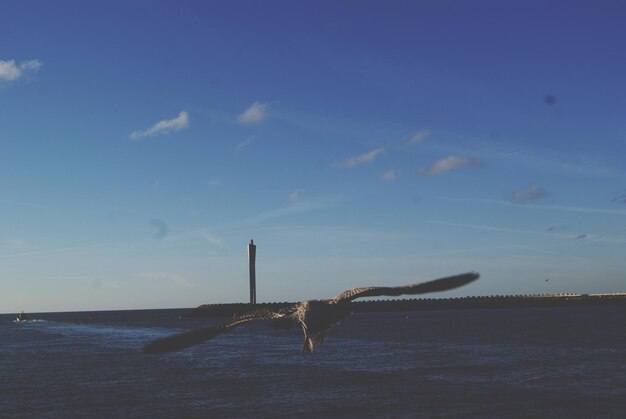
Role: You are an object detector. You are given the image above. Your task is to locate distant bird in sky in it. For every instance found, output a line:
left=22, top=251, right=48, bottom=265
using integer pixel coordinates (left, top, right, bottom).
left=144, top=272, right=479, bottom=354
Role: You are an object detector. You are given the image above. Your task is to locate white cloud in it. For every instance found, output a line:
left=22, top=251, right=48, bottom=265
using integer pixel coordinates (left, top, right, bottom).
left=430, top=220, right=626, bottom=245
left=508, top=184, right=548, bottom=203
left=241, top=199, right=336, bottom=225
left=151, top=218, right=169, bottom=240
left=288, top=189, right=302, bottom=203
left=0, top=61, right=21, bottom=81
left=335, top=147, right=386, bottom=168
left=429, top=220, right=581, bottom=242
left=4, top=239, right=29, bottom=250
left=141, top=272, right=192, bottom=287
left=419, top=156, right=483, bottom=176
left=91, top=279, right=121, bottom=290
left=129, top=111, right=189, bottom=140
left=200, top=230, right=225, bottom=247
left=402, top=130, right=429, bottom=148
left=380, top=169, right=396, bottom=181
left=442, top=196, right=626, bottom=217
left=235, top=136, right=254, bottom=151
left=0, top=59, right=42, bottom=82
left=238, top=101, right=267, bottom=124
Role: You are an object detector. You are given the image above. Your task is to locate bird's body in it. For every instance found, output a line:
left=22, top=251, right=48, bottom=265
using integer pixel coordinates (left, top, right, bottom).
left=290, top=300, right=353, bottom=352
left=144, top=271, right=479, bottom=354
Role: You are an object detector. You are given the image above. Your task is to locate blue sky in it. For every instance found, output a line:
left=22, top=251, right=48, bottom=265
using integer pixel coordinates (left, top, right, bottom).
left=2, top=1, right=626, bottom=313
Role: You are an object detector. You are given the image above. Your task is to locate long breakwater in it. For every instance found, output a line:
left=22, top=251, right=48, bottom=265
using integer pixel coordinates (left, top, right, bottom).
left=183, top=292, right=626, bottom=318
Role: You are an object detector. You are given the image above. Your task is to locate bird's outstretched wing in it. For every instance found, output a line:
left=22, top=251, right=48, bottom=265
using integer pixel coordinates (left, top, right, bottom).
left=329, top=272, right=479, bottom=303
left=143, top=307, right=294, bottom=354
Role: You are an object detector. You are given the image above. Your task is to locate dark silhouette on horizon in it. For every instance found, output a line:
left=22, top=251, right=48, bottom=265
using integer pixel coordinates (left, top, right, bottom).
left=144, top=272, right=479, bottom=354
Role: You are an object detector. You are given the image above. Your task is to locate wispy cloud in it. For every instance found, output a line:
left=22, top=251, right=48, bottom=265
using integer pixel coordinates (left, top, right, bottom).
left=238, top=101, right=267, bottom=124
left=508, top=184, right=548, bottom=203
left=335, top=147, right=386, bottom=168
left=418, top=156, right=483, bottom=176
left=431, top=220, right=562, bottom=238
left=400, top=130, right=429, bottom=148
left=91, top=279, right=121, bottom=290
left=141, top=272, right=192, bottom=287
left=613, top=194, right=626, bottom=204
left=160, top=227, right=226, bottom=248
left=0, top=59, right=42, bottom=82
left=240, top=199, right=336, bottom=226
left=380, top=169, right=396, bottom=181
left=0, top=241, right=133, bottom=260
left=441, top=196, right=626, bottom=217
left=129, top=111, right=189, bottom=140
left=151, top=219, right=169, bottom=240
left=235, top=136, right=254, bottom=151
left=3, top=239, right=30, bottom=250
left=430, top=220, right=626, bottom=244
left=200, top=230, right=225, bottom=247
left=429, top=130, right=626, bottom=180
left=288, top=189, right=302, bottom=204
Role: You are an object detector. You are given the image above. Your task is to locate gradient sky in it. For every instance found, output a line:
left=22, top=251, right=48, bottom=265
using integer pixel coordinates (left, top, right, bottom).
left=2, top=1, right=626, bottom=313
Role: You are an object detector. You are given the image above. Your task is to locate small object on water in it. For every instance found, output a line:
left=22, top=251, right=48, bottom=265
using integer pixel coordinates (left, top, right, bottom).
left=144, top=272, right=479, bottom=355
left=16, top=311, right=27, bottom=322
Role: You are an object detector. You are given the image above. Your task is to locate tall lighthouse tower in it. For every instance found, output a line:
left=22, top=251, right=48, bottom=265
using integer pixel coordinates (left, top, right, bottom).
left=248, top=239, right=256, bottom=305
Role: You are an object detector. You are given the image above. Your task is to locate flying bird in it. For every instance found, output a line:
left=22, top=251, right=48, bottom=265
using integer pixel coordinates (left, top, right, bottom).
left=143, top=272, right=479, bottom=354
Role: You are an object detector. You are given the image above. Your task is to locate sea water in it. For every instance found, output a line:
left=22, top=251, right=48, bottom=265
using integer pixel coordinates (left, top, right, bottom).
left=1, top=306, right=625, bottom=418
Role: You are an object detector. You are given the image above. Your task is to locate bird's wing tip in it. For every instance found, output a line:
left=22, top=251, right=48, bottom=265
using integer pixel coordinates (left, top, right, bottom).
left=142, top=338, right=181, bottom=355
left=457, top=271, right=480, bottom=285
